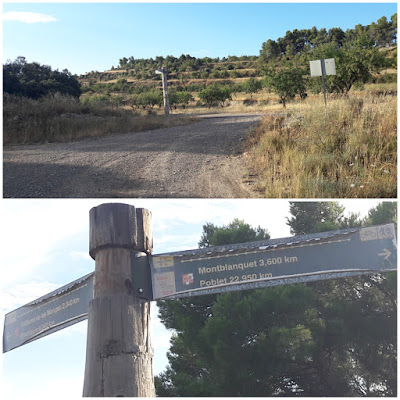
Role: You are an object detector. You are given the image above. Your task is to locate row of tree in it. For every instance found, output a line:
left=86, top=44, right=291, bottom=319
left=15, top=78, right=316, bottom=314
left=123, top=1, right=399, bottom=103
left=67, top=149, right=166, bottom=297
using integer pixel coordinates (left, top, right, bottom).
left=116, top=54, right=258, bottom=74
left=81, top=88, right=194, bottom=111
left=106, top=14, right=396, bottom=80
left=260, top=14, right=397, bottom=62
left=156, top=202, right=397, bottom=396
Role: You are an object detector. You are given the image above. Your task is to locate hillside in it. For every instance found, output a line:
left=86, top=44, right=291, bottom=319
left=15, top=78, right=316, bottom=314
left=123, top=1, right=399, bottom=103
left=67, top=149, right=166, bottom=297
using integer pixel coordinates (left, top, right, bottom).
left=78, top=13, right=396, bottom=106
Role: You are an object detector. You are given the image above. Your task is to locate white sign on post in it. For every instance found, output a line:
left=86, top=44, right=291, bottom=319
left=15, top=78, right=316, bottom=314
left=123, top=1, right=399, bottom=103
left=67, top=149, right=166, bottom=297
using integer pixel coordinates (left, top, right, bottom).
left=324, top=58, right=336, bottom=75
left=309, top=58, right=336, bottom=107
left=309, top=58, right=336, bottom=77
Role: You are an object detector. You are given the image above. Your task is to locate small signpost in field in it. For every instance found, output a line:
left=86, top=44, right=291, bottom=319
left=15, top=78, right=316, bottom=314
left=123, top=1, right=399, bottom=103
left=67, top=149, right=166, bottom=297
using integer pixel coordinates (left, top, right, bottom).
left=310, top=58, right=336, bottom=107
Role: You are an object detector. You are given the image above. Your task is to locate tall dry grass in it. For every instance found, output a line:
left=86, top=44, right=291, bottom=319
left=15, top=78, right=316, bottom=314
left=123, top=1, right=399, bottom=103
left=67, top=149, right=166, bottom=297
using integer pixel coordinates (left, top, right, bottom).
left=245, top=93, right=397, bottom=198
left=3, top=94, right=195, bottom=145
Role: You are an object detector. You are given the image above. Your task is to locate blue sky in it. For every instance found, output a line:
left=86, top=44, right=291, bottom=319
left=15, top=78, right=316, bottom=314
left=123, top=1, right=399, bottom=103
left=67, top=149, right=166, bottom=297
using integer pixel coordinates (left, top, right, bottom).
left=2, top=2, right=397, bottom=75
left=1, top=199, right=386, bottom=399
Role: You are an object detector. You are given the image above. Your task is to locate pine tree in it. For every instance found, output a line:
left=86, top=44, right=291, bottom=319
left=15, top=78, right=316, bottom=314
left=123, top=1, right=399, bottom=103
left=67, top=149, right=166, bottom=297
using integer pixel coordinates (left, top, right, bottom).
left=156, top=202, right=397, bottom=396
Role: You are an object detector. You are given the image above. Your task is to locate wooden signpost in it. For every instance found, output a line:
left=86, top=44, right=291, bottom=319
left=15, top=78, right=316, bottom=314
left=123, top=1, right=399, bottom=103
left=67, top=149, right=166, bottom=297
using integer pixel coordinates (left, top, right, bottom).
left=155, top=67, right=170, bottom=115
left=3, top=203, right=397, bottom=397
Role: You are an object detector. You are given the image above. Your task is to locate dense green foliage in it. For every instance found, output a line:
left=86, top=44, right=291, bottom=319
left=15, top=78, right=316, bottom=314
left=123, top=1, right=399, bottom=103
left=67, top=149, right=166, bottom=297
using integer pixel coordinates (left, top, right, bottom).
left=117, top=54, right=258, bottom=75
left=156, top=202, right=397, bottom=396
left=243, top=77, right=263, bottom=98
left=263, top=64, right=307, bottom=106
left=259, top=14, right=397, bottom=62
left=198, top=219, right=270, bottom=248
left=198, top=83, right=232, bottom=108
left=308, top=39, right=386, bottom=94
left=287, top=202, right=362, bottom=234
left=3, top=57, right=81, bottom=99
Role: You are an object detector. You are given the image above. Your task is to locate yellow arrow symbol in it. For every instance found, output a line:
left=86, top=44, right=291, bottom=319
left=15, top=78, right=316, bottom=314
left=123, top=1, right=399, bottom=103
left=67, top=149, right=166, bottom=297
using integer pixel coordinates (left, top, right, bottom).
left=378, top=248, right=392, bottom=260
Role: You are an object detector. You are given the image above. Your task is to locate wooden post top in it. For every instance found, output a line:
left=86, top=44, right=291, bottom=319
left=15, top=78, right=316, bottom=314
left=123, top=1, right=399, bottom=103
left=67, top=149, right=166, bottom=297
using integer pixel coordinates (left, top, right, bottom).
left=89, top=203, right=153, bottom=259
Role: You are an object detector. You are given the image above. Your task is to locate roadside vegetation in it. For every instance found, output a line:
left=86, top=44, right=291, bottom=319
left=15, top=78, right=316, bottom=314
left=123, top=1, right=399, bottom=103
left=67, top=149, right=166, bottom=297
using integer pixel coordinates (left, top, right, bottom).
left=3, top=93, right=195, bottom=145
left=245, top=90, right=397, bottom=198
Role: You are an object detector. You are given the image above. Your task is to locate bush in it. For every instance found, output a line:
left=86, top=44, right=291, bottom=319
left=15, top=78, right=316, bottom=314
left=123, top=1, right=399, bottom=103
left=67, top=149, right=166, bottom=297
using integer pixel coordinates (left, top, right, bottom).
left=198, top=84, right=232, bottom=108
left=263, top=66, right=307, bottom=107
left=4, top=57, right=81, bottom=99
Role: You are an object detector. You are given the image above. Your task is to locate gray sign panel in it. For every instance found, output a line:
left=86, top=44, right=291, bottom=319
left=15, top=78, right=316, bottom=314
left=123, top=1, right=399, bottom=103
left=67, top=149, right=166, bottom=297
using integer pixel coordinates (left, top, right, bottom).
left=310, top=58, right=336, bottom=76
left=3, top=273, right=94, bottom=353
left=151, top=224, right=396, bottom=300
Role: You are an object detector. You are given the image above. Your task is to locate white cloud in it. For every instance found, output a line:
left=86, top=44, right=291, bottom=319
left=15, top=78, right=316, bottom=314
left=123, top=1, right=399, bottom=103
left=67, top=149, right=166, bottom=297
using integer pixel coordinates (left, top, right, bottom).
left=3, top=11, right=58, bottom=24
left=1, top=281, right=61, bottom=315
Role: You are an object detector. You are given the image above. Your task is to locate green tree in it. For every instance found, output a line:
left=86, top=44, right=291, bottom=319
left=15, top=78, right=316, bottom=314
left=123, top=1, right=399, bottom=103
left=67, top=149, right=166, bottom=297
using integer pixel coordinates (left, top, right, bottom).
left=243, top=77, right=262, bottom=99
left=141, top=90, right=162, bottom=109
left=364, top=201, right=397, bottom=227
left=327, top=27, right=346, bottom=47
left=198, top=219, right=269, bottom=248
left=287, top=202, right=397, bottom=396
left=259, top=39, right=281, bottom=62
left=198, top=84, right=232, bottom=108
left=3, top=57, right=81, bottom=99
left=287, top=201, right=361, bottom=234
left=156, top=202, right=396, bottom=397
left=310, top=40, right=385, bottom=94
left=156, top=220, right=270, bottom=396
left=391, top=13, right=397, bottom=44
left=177, top=91, right=194, bottom=108
left=263, top=65, right=307, bottom=107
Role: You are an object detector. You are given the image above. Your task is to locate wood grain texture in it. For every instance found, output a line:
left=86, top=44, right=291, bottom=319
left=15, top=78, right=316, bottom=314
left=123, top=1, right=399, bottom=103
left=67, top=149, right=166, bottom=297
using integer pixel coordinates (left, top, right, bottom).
left=84, top=203, right=155, bottom=397
left=83, top=295, right=154, bottom=397
left=89, top=203, right=153, bottom=259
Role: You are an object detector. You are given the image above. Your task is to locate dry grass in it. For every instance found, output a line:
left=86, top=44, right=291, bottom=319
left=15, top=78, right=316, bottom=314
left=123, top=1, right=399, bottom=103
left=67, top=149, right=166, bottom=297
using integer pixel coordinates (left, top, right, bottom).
left=244, top=92, right=397, bottom=198
left=3, top=94, right=196, bottom=145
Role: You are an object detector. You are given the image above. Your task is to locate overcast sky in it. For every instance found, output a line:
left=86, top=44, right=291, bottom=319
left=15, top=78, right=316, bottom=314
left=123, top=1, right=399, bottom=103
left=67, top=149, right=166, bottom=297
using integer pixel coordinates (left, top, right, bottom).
left=2, top=1, right=397, bottom=75
left=1, top=198, right=387, bottom=399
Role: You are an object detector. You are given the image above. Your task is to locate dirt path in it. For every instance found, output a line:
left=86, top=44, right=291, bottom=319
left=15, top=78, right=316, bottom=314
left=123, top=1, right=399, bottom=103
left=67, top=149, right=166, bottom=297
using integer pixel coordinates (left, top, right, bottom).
left=3, top=113, right=262, bottom=198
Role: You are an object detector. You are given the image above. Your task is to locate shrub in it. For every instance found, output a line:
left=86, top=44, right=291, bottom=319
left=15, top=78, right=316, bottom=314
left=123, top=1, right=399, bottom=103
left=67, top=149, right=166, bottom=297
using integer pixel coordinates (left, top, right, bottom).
left=198, top=84, right=232, bottom=108
left=4, top=57, right=81, bottom=99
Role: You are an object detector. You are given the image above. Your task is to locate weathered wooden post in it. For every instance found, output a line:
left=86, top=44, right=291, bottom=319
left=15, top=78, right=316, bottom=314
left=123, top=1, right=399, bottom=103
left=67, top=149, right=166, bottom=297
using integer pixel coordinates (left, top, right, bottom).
left=83, top=203, right=155, bottom=397
left=155, top=67, right=170, bottom=115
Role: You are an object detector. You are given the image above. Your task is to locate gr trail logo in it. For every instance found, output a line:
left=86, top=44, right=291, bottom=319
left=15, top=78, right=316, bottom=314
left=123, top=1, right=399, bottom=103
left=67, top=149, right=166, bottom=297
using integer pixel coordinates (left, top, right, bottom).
left=182, top=273, right=194, bottom=285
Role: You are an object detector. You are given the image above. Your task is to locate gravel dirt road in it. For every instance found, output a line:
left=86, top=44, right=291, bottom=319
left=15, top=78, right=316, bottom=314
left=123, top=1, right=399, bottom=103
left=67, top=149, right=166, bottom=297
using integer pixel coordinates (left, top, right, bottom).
left=3, top=113, right=262, bottom=198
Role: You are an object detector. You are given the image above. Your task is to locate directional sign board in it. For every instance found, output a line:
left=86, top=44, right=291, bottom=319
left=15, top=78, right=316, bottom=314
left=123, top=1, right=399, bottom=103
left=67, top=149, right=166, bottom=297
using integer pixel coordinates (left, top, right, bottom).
left=3, top=223, right=397, bottom=352
left=151, top=224, right=397, bottom=300
left=3, top=273, right=94, bottom=353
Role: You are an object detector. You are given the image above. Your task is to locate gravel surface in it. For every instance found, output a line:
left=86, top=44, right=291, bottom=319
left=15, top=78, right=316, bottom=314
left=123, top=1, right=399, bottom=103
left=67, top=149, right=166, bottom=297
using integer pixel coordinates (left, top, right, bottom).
left=3, top=113, right=262, bottom=198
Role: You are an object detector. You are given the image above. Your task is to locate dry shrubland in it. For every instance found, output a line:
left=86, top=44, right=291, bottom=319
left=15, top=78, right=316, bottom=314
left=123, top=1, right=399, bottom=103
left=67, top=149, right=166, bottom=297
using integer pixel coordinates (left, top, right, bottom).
left=245, top=90, right=397, bottom=198
left=3, top=94, right=195, bottom=145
